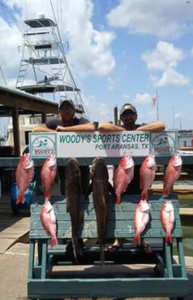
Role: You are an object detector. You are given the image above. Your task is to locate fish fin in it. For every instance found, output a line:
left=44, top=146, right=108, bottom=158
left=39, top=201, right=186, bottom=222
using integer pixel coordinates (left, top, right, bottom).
left=72, top=238, right=82, bottom=261
left=16, top=194, right=25, bottom=205
left=134, top=233, right=141, bottom=245
left=166, top=233, right=172, bottom=244
left=108, top=182, right=116, bottom=197
left=50, top=236, right=58, bottom=247
left=115, top=195, right=121, bottom=205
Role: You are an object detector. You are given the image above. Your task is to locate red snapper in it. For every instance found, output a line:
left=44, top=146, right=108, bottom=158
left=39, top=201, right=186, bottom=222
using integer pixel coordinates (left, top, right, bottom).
left=40, top=200, right=58, bottom=247
left=160, top=200, right=175, bottom=244
left=41, top=154, right=57, bottom=198
left=114, top=153, right=134, bottom=204
left=163, top=153, right=182, bottom=196
left=140, top=153, right=156, bottom=200
left=133, top=199, right=150, bottom=245
left=15, top=153, right=34, bottom=204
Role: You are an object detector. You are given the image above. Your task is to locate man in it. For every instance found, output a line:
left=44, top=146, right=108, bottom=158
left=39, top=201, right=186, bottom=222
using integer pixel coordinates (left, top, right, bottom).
left=99, top=103, right=165, bottom=251
left=34, top=99, right=95, bottom=195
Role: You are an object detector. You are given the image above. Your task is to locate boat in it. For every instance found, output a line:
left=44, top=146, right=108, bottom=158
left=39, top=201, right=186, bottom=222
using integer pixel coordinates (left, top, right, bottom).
left=6, top=12, right=89, bottom=154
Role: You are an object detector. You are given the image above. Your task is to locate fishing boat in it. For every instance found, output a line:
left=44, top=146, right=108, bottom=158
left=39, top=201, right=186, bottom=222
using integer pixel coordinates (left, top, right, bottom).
left=6, top=12, right=89, bottom=154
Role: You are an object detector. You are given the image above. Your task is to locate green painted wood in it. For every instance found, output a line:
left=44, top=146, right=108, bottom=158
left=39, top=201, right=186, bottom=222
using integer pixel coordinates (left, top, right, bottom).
left=28, top=241, right=35, bottom=280
left=28, top=193, right=188, bottom=300
left=29, top=195, right=182, bottom=240
left=41, top=241, right=48, bottom=280
left=165, top=242, right=173, bottom=278
left=28, top=278, right=188, bottom=298
left=177, top=238, right=187, bottom=278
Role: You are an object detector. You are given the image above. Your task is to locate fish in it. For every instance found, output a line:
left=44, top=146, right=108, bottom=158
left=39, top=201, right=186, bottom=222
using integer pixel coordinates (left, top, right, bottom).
left=41, top=154, right=57, bottom=198
left=133, top=199, right=150, bottom=245
left=15, top=153, right=34, bottom=204
left=163, top=152, right=182, bottom=196
left=65, top=158, right=82, bottom=261
left=91, top=157, right=109, bottom=265
left=40, top=199, right=58, bottom=247
left=140, top=153, right=156, bottom=200
left=113, top=152, right=134, bottom=204
left=160, top=200, right=175, bottom=244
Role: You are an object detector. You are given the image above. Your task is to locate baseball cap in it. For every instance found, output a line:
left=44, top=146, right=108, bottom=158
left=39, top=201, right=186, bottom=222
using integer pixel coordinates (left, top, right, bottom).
left=59, top=99, right=75, bottom=109
left=120, top=103, right=137, bottom=116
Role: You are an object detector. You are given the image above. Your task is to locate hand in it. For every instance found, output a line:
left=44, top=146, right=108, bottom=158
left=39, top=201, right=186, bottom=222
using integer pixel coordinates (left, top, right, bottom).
left=56, top=126, right=66, bottom=131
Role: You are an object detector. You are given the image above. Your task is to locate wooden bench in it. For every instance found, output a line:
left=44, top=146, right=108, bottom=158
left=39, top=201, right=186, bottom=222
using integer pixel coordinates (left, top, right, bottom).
left=28, top=194, right=188, bottom=300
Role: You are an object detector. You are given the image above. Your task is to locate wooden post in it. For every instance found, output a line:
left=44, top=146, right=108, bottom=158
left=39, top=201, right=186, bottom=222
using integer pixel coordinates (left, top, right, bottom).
left=114, top=106, right=118, bottom=125
left=12, top=107, right=20, bottom=156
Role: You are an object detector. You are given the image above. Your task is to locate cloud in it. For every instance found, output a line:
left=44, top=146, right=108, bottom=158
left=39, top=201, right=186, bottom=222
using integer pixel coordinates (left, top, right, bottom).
left=107, top=0, right=193, bottom=39
left=0, top=0, right=116, bottom=87
left=141, top=41, right=185, bottom=71
left=134, top=93, right=152, bottom=104
left=152, top=68, right=190, bottom=87
left=83, top=93, right=113, bottom=122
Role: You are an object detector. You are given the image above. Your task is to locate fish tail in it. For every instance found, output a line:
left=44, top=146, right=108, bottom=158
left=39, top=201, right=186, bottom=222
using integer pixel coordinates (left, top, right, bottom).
left=140, top=191, right=147, bottom=200
left=115, top=195, right=121, bottom=205
left=72, top=238, right=82, bottom=261
left=50, top=236, right=58, bottom=247
left=44, top=190, right=51, bottom=198
left=166, top=233, right=172, bottom=244
left=16, top=194, right=25, bottom=205
left=134, top=232, right=141, bottom=245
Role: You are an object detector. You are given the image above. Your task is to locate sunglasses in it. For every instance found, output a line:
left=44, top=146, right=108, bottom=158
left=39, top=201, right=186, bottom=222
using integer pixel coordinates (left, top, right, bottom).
left=60, top=106, right=74, bottom=111
left=121, top=110, right=136, bottom=117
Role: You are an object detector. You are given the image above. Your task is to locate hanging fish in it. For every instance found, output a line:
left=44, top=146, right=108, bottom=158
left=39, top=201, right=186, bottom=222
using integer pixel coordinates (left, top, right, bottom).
left=114, top=153, right=134, bottom=204
left=65, top=158, right=82, bottom=261
left=15, top=153, right=34, bottom=204
left=134, top=199, right=150, bottom=245
left=90, top=157, right=109, bottom=265
left=40, top=199, right=58, bottom=247
left=160, top=200, right=175, bottom=244
left=140, top=153, right=156, bottom=200
left=41, top=154, right=57, bottom=198
left=163, top=152, right=182, bottom=196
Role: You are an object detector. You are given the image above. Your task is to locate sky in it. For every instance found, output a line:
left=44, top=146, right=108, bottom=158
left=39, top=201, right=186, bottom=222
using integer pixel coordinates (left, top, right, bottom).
left=0, top=0, right=193, bottom=131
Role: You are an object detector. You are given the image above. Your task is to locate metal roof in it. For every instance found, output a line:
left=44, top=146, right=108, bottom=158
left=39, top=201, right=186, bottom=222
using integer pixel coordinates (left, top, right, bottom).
left=0, top=84, right=58, bottom=116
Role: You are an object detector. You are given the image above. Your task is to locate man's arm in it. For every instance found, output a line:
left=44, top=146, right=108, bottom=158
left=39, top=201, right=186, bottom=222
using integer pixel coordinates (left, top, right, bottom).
left=33, top=124, right=56, bottom=132
left=56, top=122, right=95, bottom=132
left=136, top=121, right=165, bottom=132
left=98, top=122, right=124, bottom=132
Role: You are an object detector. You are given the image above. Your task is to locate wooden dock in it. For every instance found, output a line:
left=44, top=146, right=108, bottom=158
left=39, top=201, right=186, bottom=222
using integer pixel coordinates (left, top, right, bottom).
left=0, top=193, right=30, bottom=254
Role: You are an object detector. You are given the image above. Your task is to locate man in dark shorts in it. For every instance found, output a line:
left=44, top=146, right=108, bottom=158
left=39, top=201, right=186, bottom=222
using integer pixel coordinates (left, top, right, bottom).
left=34, top=99, right=95, bottom=195
left=99, top=103, right=165, bottom=251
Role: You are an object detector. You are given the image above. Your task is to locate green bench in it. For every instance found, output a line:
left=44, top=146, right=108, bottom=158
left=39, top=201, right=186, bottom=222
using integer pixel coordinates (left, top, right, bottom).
left=28, top=194, right=188, bottom=300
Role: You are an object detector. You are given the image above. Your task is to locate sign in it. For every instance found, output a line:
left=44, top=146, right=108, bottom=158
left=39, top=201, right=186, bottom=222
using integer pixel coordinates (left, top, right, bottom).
left=30, top=133, right=57, bottom=157
left=29, top=131, right=178, bottom=158
left=150, top=131, right=178, bottom=156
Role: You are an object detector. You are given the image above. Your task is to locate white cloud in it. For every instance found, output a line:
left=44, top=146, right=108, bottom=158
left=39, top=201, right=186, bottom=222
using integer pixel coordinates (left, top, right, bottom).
left=153, top=68, right=190, bottom=87
left=141, top=41, right=185, bottom=71
left=83, top=94, right=113, bottom=122
left=0, top=0, right=116, bottom=86
left=107, top=0, right=193, bottom=39
left=134, top=93, right=152, bottom=104
left=175, top=112, right=182, bottom=119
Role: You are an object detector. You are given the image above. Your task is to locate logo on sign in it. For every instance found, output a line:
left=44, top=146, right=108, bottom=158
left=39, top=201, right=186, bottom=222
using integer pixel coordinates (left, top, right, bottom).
left=151, top=133, right=176, bottom=155
left=32, top=135, right=56, bottom=156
